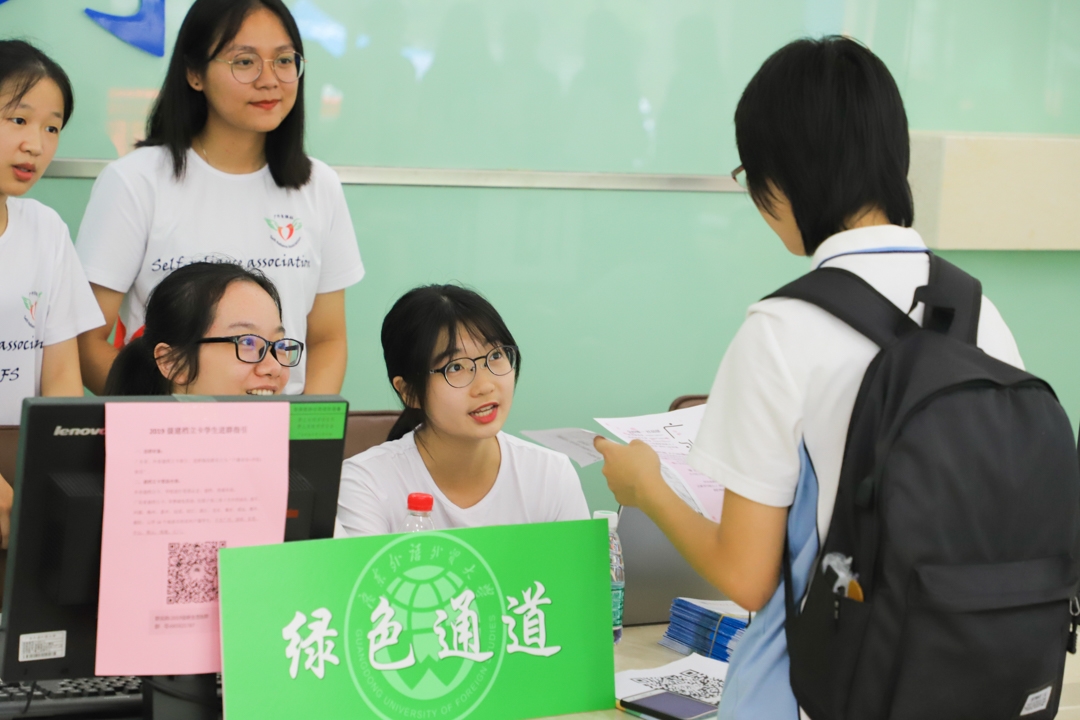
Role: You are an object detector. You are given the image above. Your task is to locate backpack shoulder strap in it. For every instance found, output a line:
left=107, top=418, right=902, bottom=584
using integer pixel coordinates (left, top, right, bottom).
left=765, top=267, right=918, bottom=348
left=911, top=254, right=982, bottom=345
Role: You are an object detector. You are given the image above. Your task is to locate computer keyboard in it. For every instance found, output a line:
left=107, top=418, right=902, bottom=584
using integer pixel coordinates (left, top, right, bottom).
left=0, top=676, right=142, bottom=718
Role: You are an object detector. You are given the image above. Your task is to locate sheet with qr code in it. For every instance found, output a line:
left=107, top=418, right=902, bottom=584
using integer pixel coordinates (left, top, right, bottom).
left=96, top=401, right=291, bottom=675
left=167, top=541, right=227, bottom=605
left=615, top=652, right=729, bottom=707
left=632, top=669, right=724, bottom=705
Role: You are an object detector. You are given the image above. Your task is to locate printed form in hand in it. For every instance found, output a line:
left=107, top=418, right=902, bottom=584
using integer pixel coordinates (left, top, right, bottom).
left=523, top=405, right=724, bottom=522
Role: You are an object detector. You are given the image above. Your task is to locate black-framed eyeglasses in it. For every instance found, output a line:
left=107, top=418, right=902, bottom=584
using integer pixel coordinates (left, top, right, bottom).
left=198, top=334, right=305, bottom=367
left=731, top=164, right=748, bottom=190
left=212, top=51, right=305, bottom=84
left=429, top=346, right=518, bottom=389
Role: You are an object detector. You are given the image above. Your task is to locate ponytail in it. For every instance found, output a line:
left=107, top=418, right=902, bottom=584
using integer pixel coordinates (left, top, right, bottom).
left=386, top=407, right=424, bottom=443
left=104, top=337, right=172, bottom=396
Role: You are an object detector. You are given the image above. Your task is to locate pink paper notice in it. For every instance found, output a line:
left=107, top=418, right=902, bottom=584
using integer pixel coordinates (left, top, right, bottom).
left=96, top=402, right=290, bottom=676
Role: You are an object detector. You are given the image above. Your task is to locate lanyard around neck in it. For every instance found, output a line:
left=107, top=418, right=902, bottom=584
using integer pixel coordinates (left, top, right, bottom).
left=816, top=246, right=930, bottom=269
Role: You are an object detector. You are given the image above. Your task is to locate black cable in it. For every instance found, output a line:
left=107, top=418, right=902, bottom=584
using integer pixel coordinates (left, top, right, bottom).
left=18, top=680, right=38, bottom=715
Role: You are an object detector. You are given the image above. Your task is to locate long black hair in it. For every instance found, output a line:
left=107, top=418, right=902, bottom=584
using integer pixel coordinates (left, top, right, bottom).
left=0, top=40, right=74, bottom=127
left=383, top=285, right=521, bottom=442
left=734, top=36, right=913, bottom=254
left=137, top=0, right=311, bottom=188
left=104, top=262, right=282, bottom=396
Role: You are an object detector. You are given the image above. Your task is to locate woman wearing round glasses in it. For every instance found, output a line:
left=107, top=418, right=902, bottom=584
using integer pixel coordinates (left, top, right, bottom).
left=76, top=0, right=363, bottom=398
left=105, top=262, right=301, bottom=396
left=335, top=284, right=590, bottom=537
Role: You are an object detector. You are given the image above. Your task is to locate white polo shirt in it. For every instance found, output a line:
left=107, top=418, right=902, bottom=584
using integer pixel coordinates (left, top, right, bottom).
left=687, top=224, right=1023, bottom=719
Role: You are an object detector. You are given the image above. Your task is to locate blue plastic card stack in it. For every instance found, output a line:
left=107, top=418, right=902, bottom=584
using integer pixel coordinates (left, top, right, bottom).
left=660, top=598, right=750, bottom=662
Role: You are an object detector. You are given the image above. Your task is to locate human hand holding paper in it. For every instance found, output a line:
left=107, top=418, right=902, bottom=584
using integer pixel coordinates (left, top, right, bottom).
left=592, top=436, right=669, bottom=511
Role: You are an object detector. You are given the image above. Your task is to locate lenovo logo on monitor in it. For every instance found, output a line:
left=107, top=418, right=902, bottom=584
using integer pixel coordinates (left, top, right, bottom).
left=53, top=426, right=105, bottom=437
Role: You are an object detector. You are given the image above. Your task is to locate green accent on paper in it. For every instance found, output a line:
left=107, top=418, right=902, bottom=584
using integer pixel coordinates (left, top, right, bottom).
left=288, top=402, right=346, bottom=440
left=218, top=520, right=614, bottom=720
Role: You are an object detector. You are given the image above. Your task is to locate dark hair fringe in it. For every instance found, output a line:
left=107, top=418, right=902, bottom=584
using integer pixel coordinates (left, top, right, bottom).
left=0, top=39, right=75, bottom=127
left=382, top=285, right=520, bottom=442
left=104, top=261, right=282, bottom=396
left=734, top=36, right=913, bottom=254
left=137, top=0, right=311, bottom=189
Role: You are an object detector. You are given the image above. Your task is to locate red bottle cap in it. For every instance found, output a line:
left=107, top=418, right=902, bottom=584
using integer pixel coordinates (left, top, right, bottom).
left=408, top=493, right=433, bottom=512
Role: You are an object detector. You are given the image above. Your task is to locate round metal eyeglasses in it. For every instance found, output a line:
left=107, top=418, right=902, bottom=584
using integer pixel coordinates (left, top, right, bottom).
left=198, top=334, right=305, bottom=367
left=429, top=345, right=518, bottom=388
left=212, top=51, right=305, bottom=84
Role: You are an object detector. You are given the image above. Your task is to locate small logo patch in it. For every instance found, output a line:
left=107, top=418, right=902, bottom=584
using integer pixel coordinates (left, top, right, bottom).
left=266, top=214, right=303, bottom=248
left=1020, top=685, right=1053, bottom=716
left=21, top=291, right=43, bottom=329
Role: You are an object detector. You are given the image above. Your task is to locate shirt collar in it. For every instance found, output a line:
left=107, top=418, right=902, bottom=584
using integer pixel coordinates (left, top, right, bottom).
left=810, top=225, right=928, bottom=270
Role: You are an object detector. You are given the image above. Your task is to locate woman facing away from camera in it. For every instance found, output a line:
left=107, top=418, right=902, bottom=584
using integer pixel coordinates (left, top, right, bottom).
left=593, top=36, right=1023, bottom=718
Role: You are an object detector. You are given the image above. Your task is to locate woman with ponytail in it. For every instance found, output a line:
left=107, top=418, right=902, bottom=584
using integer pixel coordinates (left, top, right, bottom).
left=335, top=284, right=589, bottom=536
left=105, top=261, right=301, bottom=396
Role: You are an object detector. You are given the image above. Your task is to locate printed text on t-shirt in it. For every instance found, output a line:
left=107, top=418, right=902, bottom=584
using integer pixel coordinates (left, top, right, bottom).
left=150, top=254, right=312, bottom=273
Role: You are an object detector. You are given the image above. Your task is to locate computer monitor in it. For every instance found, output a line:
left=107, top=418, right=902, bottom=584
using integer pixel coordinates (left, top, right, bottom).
left=0, top=395, right=348, bottom=682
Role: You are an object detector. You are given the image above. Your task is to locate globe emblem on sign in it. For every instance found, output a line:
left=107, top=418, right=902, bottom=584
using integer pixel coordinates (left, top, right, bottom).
left=345, top=533, right=505, bottom=720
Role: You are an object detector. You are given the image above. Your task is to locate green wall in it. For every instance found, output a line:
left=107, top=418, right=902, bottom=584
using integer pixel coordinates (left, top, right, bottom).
left=8, top=0, right=1080, bottom=511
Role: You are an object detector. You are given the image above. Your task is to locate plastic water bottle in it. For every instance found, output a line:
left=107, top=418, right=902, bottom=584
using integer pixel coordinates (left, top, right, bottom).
left=404, top=493, right=435, bottom=532
left=594, top=510, right=624, bottom=644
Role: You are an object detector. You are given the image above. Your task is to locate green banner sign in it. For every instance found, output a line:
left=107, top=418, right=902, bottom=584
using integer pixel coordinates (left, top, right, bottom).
left=219, top=520, right=615, bottom=719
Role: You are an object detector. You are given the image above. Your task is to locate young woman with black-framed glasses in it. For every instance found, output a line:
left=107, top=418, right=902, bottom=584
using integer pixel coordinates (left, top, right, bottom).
left=104, top=261, right=298, bottom=396
left=334, top=284, right=590, bottom=537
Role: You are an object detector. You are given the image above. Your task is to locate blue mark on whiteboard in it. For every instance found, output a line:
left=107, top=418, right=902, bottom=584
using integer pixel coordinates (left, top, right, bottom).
left=355, top=34, right=371, bottom=50
left=84, top=0, right=166, bottom=57
left=400, top=47, right=434, bottom=81
left=292, top=0, right=347, bottom=58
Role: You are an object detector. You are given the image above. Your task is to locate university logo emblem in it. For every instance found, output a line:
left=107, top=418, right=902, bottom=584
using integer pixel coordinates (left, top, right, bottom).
left=266, top=215, right=304, bottom=249
left=345, top=533, right=506, bottom=720
left=22, top=291, right=42, bottom=329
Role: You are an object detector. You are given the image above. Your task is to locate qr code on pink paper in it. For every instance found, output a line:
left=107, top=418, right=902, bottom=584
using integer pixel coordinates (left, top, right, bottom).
left=166, top=541, right=225, bottom=605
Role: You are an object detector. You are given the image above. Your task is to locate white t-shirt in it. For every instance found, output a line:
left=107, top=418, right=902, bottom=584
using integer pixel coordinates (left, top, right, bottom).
left=335, top=431, right=591, bottom=536
left=0, top=198, right=105, bottom=425
left=75, top=146, right=365, bottom=394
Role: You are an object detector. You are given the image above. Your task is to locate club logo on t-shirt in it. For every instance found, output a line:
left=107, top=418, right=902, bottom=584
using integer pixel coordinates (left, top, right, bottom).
left=266, top=214, right=304, bottom=249
left=22, top=292, right=43, bottom=329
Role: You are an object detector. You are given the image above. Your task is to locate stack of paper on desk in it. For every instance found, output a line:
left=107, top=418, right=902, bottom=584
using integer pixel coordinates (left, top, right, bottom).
left=522, top=404, right=725, bottom=522
left=659, top=598, right=750, bottom=662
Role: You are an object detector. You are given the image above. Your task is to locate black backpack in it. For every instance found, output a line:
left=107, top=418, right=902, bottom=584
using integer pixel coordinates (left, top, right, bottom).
left=769, top=254, right=1080, bottom=720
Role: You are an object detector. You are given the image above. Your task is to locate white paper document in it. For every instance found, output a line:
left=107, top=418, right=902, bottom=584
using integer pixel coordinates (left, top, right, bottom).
left=595, top=405, right=725, bottom=523
left=521, top=428, right=604, bottom=467
left=615, top=652, right=729, bottom=706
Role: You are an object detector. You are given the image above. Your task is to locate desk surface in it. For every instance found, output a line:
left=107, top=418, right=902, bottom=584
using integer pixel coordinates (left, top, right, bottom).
left=33, top=624, right=1080, bottom=719
left=545, top=624, right=682, bottom=720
